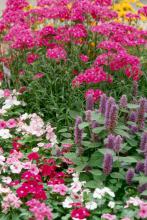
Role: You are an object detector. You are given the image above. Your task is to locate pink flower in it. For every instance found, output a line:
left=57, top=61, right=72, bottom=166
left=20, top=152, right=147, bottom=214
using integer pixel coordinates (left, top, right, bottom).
left=102, top=213, right=116, bottom=220
left=79, top=54, right=89, bottom=63
left=26, top=199, right=53, bottom=220
left=85, top=89, right=104, bottom=102
left=121, top=218, right=131, bottom=220
left=62, top=143, right=73, bottom=148
left=29, top=164, right=39, bottom=175
left=28, top=152, right=40, bottom=161
left=6, top=119, right=17, bottom=128
left=0, top=120, right=6, bottom=129
left=4, top=89, right=11, bottom=97
left=139, top=203, right=147, bottom=218
left=71, top=207, right=90, bottom=219
left=52, top=184, right=68, bottom=196
left=26, top=53, right=39, bottom=64
left=46, top=46, right=67, bottom=61
left=33, top=73, right=44, bottom=80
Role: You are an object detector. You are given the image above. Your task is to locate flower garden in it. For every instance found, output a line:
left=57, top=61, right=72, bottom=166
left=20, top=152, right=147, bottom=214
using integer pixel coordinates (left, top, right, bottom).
left=0, top=0, right=147, bottom=219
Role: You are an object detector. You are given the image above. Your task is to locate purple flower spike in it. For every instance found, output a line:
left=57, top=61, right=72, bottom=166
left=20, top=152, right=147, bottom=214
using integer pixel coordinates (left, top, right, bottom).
left=114, top=135, right=122, bottom=153
left=85, top=110, right=92, bottom=123
left=74, top=116, right=83, bottom=146
left=103, top=153, right=113, bottom=175
left=137, top=98, right=146, bottom=130
left=105, top=134, right=115, bottom=149
left=138, top=183, right=147, bottom=193
left=133, top=81, right=138, bottom=98
left=129, top=111, right=137, bottom=122
left=126, top=169, right=134, bottom=185
left=91, top=121, right=99, bottom=142
left=120, top=95, right=128, bottom=108
left=86, top=94, right=94, bottom=111
left=108, top=104, right=118, bottom=132
left=99, top=94, right=107, bottom=114
left=104, top=97, right=116, bottom=131
left=135, top=161, right=144, bottom=174
left=140, top=132, right=147, bottom=151
left=144, top=158, right=147, bottom=176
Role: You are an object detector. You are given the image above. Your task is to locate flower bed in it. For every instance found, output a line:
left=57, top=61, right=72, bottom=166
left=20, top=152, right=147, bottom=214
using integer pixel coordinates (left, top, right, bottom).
left=0, top=0, right=147, bottom=219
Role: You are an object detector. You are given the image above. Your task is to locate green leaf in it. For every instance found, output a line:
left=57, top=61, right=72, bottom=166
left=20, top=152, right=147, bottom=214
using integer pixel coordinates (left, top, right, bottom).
left=126, top=139, right=138, bottom=147
left=69, top=110, right=82, bottom=119
left=119, top=156, right=137, bottom=163
left=98, top=148, right=115, bottom=156
left=134, top=175, right=147, bottom=184
left=90, top=169, right=102, bottom=176
left=92, top=126, right=105, bottom=134
left=127, top=121, right=137, bottom=126
left=82, top=141, right=100, bottom=149
left=61, top=133, right=72, bottom=138
left=116, top=125, right=129, bottom=131
left=141, top=190, right=147, bottom=196
left=78, top=122, right=89, bottom=129
left=85, top=180, right=102, bottom=188
left=61, top=214, right=70, bottom=220
left=75, top=163, right=87, bottom=172
left=115, top=129, right=130, bottom=138
left=92, top=112, right=104, bottom=124
left=127, top=104, right=139, bottom=109
left=110, top=172, right=124, bottom=179
left=61, top=139, right=74, bottom=144
left=58, top=128, right=68, bottom=133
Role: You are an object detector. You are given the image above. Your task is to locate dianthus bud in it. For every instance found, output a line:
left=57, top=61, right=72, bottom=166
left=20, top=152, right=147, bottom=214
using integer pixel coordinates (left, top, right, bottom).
left=126, top=169, right=134, bottom=185
left=86, top=94, right=94, bottom=111
left=103, top=153, right=113, bottom=175
left=119, top=95, right=128, bottom=108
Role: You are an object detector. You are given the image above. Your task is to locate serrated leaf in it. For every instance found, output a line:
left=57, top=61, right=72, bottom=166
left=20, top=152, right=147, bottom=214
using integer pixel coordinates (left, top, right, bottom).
left=58, top=128, right=68, bottom=133
left=115, top=129, right=130, bottom=138
left=116, top=125, right=129, bottom=131
left=110, top=172, right=124, bottom=179
left=126, top=139, right=138, bottom=147
left=82, top=141, right=100, bottom=149
left=92, top=112, right=104, bottom=124
left=61, top=133, right=72, bottom=138
left=69, top=110, right=82, bottom=119
left=141, top=190, right=147, bottom=196
left=85, top=180, right=101, bottom=188
left=127, top=104, right=139, bottom=109
left=92, top=126, right=105, bottom=134
left=119, top=156, right=137, bottom=163
left=98, top=148, right=115, bottom=156
left=78, top=122, right=89, bottom=129
left=90, top=169, right=102, bottom=176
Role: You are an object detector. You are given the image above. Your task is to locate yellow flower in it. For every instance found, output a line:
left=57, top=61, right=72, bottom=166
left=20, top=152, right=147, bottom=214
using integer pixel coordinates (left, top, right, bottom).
left=67, top=3, right=73, bottom=10
left=23, top=4, right=33, bottom=12
left=90, top=21, right=97, bottom=27
left=90, top=42, right=95, bottom=47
